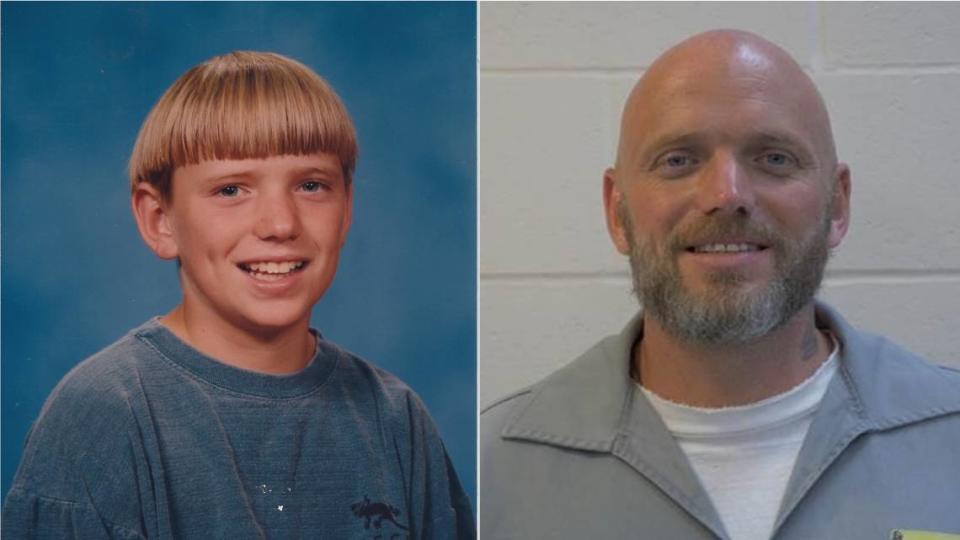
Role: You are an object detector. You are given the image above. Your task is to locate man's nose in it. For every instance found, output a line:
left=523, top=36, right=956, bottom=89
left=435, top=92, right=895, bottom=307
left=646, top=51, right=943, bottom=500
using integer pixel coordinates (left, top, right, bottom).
left=695, top=152, right=755, bottom=216
left=253, top=191, right=301, bottom=241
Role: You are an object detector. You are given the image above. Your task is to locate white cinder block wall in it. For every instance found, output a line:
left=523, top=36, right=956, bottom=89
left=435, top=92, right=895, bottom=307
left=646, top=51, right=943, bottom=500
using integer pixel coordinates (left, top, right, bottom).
left=479, top=2, right=960, bottom=406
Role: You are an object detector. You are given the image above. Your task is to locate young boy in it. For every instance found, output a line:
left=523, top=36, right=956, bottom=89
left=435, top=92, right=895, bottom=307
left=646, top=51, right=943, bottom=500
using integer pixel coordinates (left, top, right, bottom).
left=2, top=51, right=474, bottom=539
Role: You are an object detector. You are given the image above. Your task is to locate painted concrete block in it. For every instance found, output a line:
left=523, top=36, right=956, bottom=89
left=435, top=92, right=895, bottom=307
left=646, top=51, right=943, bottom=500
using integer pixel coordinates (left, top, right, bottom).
left=820, top=278, right=960, bottom=370
left=822, top=3, right=960, bottom=67
left=479, top=277, right=636, bottom=405
left=480, top=2, right=813, bottom=70
left=819, top=73, right=960, bottom=271
left=480, top=74, right=623, bottom=275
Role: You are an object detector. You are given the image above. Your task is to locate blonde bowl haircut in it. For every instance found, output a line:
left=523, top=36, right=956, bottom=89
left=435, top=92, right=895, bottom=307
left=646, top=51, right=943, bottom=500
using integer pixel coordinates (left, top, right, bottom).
left=129, top=51, right=358, bottom=200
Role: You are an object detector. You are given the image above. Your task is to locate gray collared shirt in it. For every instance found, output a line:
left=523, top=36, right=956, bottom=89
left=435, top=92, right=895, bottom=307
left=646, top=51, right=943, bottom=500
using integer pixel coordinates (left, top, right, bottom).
left=480, top=303, right=960, bottom=539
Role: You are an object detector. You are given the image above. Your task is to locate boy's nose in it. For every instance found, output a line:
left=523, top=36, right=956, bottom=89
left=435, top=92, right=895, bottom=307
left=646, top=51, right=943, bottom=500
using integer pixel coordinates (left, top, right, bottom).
left=253, top=193, right=301, bottom=241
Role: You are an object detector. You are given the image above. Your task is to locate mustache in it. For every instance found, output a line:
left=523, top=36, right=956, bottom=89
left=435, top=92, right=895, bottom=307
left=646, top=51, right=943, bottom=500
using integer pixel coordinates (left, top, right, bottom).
left=666, top=216, right=785, bottom=253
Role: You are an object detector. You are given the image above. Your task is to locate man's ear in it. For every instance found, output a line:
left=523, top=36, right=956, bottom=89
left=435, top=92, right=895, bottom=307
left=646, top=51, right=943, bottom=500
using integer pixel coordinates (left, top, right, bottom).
left=131, top=183, right=179, bottom=260
left=603, top=168, right=631, bottom=255
left=827, top=163, right=852, bottom=249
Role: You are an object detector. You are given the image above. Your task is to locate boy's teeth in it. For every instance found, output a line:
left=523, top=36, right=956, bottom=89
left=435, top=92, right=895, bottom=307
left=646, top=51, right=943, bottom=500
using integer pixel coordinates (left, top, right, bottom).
left=245, top=261, right=304, bottom=274
left=694, top=243, right=758, bottom=253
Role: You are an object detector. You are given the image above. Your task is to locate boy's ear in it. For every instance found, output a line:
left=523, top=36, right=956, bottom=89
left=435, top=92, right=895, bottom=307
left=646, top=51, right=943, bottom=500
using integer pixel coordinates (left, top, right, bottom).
left=339, top=182, right=353, bottom=247
left=131, top=183, right=179, bottom=260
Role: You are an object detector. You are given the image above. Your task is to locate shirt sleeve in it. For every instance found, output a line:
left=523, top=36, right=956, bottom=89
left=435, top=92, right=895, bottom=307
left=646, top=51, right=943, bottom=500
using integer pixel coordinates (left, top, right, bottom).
left=400, top=391, right=476, bottom=539
left=1, top=363, right=153, bottom=539
left=2, top=489, right=146, bottom=540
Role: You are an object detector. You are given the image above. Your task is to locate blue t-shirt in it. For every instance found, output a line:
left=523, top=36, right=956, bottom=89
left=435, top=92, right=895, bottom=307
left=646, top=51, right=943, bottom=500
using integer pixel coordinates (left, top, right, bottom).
left=2, top=319, right=474, bottom=539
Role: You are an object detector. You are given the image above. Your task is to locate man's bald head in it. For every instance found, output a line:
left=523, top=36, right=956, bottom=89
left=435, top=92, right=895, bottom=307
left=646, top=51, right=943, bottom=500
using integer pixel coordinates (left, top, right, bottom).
left=603, top=29, right=852, bottom=345
left=615, top=30, right=838, bottom=180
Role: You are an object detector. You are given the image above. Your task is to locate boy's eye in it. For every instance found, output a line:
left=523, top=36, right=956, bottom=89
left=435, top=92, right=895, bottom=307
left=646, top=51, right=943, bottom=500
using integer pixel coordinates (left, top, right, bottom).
left=300, top=180, right=328, bottom=193
left=218, top=185, right=241, bottom=197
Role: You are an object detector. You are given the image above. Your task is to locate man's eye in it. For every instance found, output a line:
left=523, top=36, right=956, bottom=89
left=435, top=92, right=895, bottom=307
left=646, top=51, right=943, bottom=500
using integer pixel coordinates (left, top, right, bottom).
left=759, top=151, right=795, bottom=167
left=654, top=152, right=698, bottom=176
left=665, top=154, right=693, bottom=168
left=218, top=185, right=241, bottom=197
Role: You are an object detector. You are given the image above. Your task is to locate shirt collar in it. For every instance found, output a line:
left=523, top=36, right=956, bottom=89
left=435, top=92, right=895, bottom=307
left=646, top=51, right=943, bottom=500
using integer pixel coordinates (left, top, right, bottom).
left=500, top=311, right=642, bottom=450
left=499, top=301, right=960, bottom=538
left=501, top=301, right=960, bottom=450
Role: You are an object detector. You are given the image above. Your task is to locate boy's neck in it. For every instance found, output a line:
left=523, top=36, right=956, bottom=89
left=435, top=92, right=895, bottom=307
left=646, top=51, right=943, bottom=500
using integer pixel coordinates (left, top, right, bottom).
left=161, top=304, right=316, bottom=375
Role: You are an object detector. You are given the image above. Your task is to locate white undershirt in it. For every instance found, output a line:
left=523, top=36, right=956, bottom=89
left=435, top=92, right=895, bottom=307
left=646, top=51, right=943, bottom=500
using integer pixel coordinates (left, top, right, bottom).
left=640, top=338, right=838, bottom=540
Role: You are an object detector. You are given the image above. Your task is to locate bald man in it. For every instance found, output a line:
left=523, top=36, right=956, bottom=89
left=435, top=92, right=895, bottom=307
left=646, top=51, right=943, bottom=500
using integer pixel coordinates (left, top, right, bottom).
left=480, top=31, right=960, bottom=540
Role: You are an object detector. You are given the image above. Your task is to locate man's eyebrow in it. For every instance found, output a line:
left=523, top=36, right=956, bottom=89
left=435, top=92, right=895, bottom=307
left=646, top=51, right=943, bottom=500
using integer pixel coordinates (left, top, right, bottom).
left=639, top=132, right=707, bottom=160
left=749, top=130, right=818, bottom=164
left=638, top=130, right=817, bottom=161
left=750, top=130, right=805, bottom=147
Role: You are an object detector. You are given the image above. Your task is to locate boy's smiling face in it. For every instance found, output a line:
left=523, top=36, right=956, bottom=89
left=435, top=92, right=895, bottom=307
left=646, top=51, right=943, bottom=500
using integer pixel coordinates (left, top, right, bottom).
left=146, top=153, right=352, bottom=337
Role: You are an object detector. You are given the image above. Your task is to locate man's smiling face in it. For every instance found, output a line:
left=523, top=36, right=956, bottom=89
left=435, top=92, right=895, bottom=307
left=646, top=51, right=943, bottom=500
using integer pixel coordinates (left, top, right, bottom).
left=604, top=32, right=851, bottom=344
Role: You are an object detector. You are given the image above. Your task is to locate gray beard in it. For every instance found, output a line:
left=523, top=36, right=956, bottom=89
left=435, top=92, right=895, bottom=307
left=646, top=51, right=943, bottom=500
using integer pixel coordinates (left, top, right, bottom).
left=624, top=210, right=831, bottom=345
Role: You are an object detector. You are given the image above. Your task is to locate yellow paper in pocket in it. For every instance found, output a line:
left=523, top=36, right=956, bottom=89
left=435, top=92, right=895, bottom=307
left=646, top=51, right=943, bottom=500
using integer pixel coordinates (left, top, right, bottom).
left=891, top=530, right=960, bottom=540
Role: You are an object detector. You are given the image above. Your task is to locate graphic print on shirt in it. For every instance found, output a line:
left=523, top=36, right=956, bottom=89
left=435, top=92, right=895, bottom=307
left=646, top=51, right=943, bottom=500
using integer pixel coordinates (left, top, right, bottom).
left=256, top=483, right=294, bottom=512
left=351, top=495, right=408, bottom=538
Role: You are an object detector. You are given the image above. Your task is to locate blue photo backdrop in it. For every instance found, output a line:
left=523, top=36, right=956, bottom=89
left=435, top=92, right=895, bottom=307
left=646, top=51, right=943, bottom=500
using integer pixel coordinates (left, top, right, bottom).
left=1, top=2, right=476, bottom=507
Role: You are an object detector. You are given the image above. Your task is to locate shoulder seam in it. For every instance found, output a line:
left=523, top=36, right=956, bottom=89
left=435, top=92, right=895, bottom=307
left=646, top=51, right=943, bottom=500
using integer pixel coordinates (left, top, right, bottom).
left=936, top=364, right=960, bottom=376
left=870, top=407, right=960, bottom=432
left=5, top=488, right=146, bottom=539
